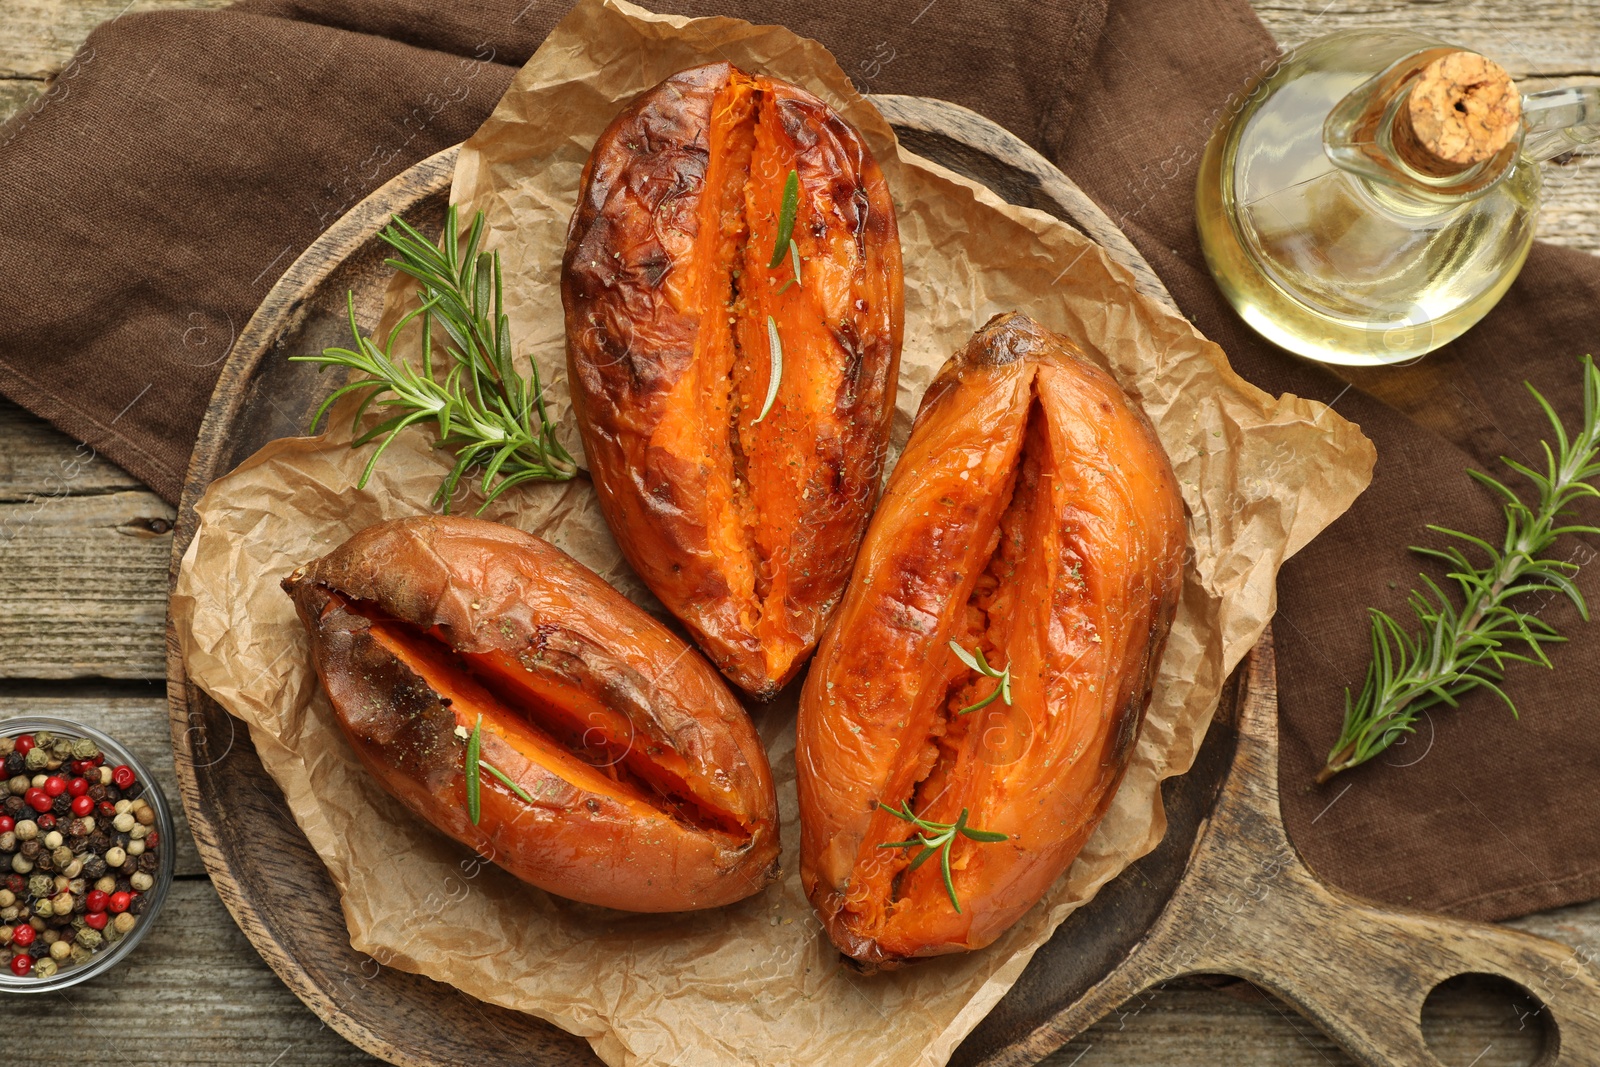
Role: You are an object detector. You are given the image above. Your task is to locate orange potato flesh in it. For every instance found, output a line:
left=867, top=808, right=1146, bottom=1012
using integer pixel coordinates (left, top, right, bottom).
left=796, top=314, right=1186, bottom=966
left=284, top=516, right=780, bottom=913
left=564, top=63, right=903, bottom=699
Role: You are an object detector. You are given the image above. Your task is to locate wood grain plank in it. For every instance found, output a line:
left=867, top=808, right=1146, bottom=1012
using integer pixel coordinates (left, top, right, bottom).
left=0, top=398, right=145, bottom=497
left=0, top=77, right=42, bottom=126
left=7, top=693, right=202, bottom=877
left=0, top=488, right=172, bottom=679
left=1255, top=0, right=1600, bottom=77
left=0, top=0, right=231, bottom=80
left=26, top=879, right=384, bottom=1067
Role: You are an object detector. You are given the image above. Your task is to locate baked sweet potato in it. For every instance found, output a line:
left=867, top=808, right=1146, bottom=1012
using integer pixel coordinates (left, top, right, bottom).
left=796, top=313, right=1186, bottom=967
left=562, top=62, right=903, bottom=700
left=282, top=515, right=780, bottom=912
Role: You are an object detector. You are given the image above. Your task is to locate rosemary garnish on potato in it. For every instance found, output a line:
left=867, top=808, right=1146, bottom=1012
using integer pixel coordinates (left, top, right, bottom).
left=463, top=714, right=538, bottom=825
left=1319, top=355, right=1600, bottom=783
left=768, top=168, right=800, bottom=269
left=877, top=801, right=1007, bottom=913
left=753, top=315, right=784, bottom=425
left=294, top=206, right=578, bottom=513
left=949, top=640, right=1013, bottom=715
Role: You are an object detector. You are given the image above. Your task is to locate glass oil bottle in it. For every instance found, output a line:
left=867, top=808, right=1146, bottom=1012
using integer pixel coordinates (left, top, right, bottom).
left=1196, top=30, right=1600, bottom=366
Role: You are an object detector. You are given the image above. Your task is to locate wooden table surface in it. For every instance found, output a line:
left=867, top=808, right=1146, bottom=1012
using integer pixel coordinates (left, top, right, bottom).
left=2, top=2, right=1598, bottom=1064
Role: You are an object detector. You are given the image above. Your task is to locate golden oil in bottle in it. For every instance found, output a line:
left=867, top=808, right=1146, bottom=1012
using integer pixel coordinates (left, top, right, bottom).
left=1195, top=31, right=1568, bottom=366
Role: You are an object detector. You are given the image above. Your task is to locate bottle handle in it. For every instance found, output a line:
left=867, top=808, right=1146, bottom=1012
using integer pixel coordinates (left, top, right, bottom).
left=1523, top=85, right=1600, bottom=162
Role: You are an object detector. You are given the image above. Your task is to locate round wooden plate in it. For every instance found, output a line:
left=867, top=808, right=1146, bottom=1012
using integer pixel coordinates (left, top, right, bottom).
left=164, top=93, right=1216, bottom=1067
left=166, top=94, right=1600, bottom=1067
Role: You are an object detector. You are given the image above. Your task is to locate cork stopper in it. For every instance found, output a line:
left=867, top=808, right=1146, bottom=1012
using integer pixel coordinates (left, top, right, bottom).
left=1395, top=51, right=1521, bottom=176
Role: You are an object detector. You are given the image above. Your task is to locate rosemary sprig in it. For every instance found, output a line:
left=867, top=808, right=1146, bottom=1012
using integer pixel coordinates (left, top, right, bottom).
left=949, top=640, right=1013, bottom=715
left=768, top=168, right=799, bottom=268
left=753, top=315, right=783, bottom=425
left=877, top=801, right=1007, bottom=913
left=1319, top=355, right=1600, bottom=784
left=293, top=206, right=578, bottom=513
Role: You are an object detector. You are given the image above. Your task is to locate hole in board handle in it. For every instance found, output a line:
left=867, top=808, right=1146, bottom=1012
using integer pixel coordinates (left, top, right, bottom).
left=1422, top=972, right=1553, bottom=1066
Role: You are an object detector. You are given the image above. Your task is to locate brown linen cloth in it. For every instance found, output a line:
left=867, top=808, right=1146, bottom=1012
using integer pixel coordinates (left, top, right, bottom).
left=0, top=0, right=1595, bottom=921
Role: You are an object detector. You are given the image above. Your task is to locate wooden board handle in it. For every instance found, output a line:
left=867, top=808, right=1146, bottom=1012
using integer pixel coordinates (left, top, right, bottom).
left=1170, top=634, right=1600, bottom=1064
left=980, top=633, right=1600, bottom=1066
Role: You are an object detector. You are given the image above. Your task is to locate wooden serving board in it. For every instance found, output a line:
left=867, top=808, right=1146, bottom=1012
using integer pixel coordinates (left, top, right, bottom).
left=164, top=95, right=1600, bottom=1067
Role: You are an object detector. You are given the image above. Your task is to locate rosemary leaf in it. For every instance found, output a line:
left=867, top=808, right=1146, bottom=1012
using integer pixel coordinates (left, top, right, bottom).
left=480, top=759, right=538, bottom=806
left=1319, top=355, right=1600, bottom=783
left=465, top=715, right=483, bottom=826
left=768, top=169, right=800, bottom=269
left=291, top=206, right=578, bottom=513
left=753, top=315, right=783, bottom=425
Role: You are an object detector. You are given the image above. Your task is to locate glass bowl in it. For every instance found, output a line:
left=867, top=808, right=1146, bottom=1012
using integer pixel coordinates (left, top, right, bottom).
left=0, top=716, right=176, bottom=992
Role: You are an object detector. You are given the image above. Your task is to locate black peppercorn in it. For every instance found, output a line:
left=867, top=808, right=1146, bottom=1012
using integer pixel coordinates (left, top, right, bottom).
left=102, top=786, right=121, bottom=803
left=33, top=852, right=53, bottom=874
left=18, top=840, right=39, bottom=860
left=121, top=782, right=143, bottom=802
left=86, top=784, right=107, bottom=803
left=81, top=856, right=106, bottom=880
left=2, top=754, right=22, bottom=778
left=86, top=832, right=109, bottom=854
left=137, top=853, right=157, bottom=874
left=127, top=893, right=148, bottom=916
left=114, top=876, right=132, bottom=895
left=3, top=796, right=22, bottom=819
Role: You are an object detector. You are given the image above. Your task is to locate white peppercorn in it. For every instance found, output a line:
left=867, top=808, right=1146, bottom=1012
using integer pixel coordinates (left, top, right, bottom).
left=129, top=872, right=153, bottom=892
left=126, top=840, right=144, bottom=857
left=48, top=938, right=70, bottom=961
left=42, top=830, right=63, bottom=850
left=11, top=854, right=33, bottom=874
left=14, top=819, right=37, bottom=842
left=97, top=767, right=111, bottom=786
left=111, top=812, right=135, bottom=834
left=112, top=913, right=136, bottom=935
left=113, top=800, right=131, bottom=817
left=103, top=847, right=126, bottom=869
left=0, top=890, right=11, bottom=908
left=128, top=823, right=148, bottom=841
left=94, top=876, right=115, bottom=894
left=51, top=846, right=72, bottom=869
left=0, top=832, right=14, bottom=852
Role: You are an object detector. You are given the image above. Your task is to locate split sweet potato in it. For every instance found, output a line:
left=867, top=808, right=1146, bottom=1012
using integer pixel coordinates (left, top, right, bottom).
left=796, top=313, right=1186, bottom=967
left=562, top=62, right=903, bottom=700
left=282, top=515, right=780, bottom=913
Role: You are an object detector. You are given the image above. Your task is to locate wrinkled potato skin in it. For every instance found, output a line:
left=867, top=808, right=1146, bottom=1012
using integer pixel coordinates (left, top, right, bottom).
left=283, top=516, right=780, bottom=913
left=563, top=62, right=903, bottom=700
left=796, top=314, right=1186, bottom=967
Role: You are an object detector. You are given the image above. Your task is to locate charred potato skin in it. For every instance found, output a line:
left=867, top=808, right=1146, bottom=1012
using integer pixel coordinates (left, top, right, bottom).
left=283, top=516, right=780, bottom=913
left=562, top=62, right=904, bottom=700
left=796, top=314, right=1186, bottom=967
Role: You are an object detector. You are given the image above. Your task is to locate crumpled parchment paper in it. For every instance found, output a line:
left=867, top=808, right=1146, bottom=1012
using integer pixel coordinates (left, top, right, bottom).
left=170, top=2, right=1376, bottom=1064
